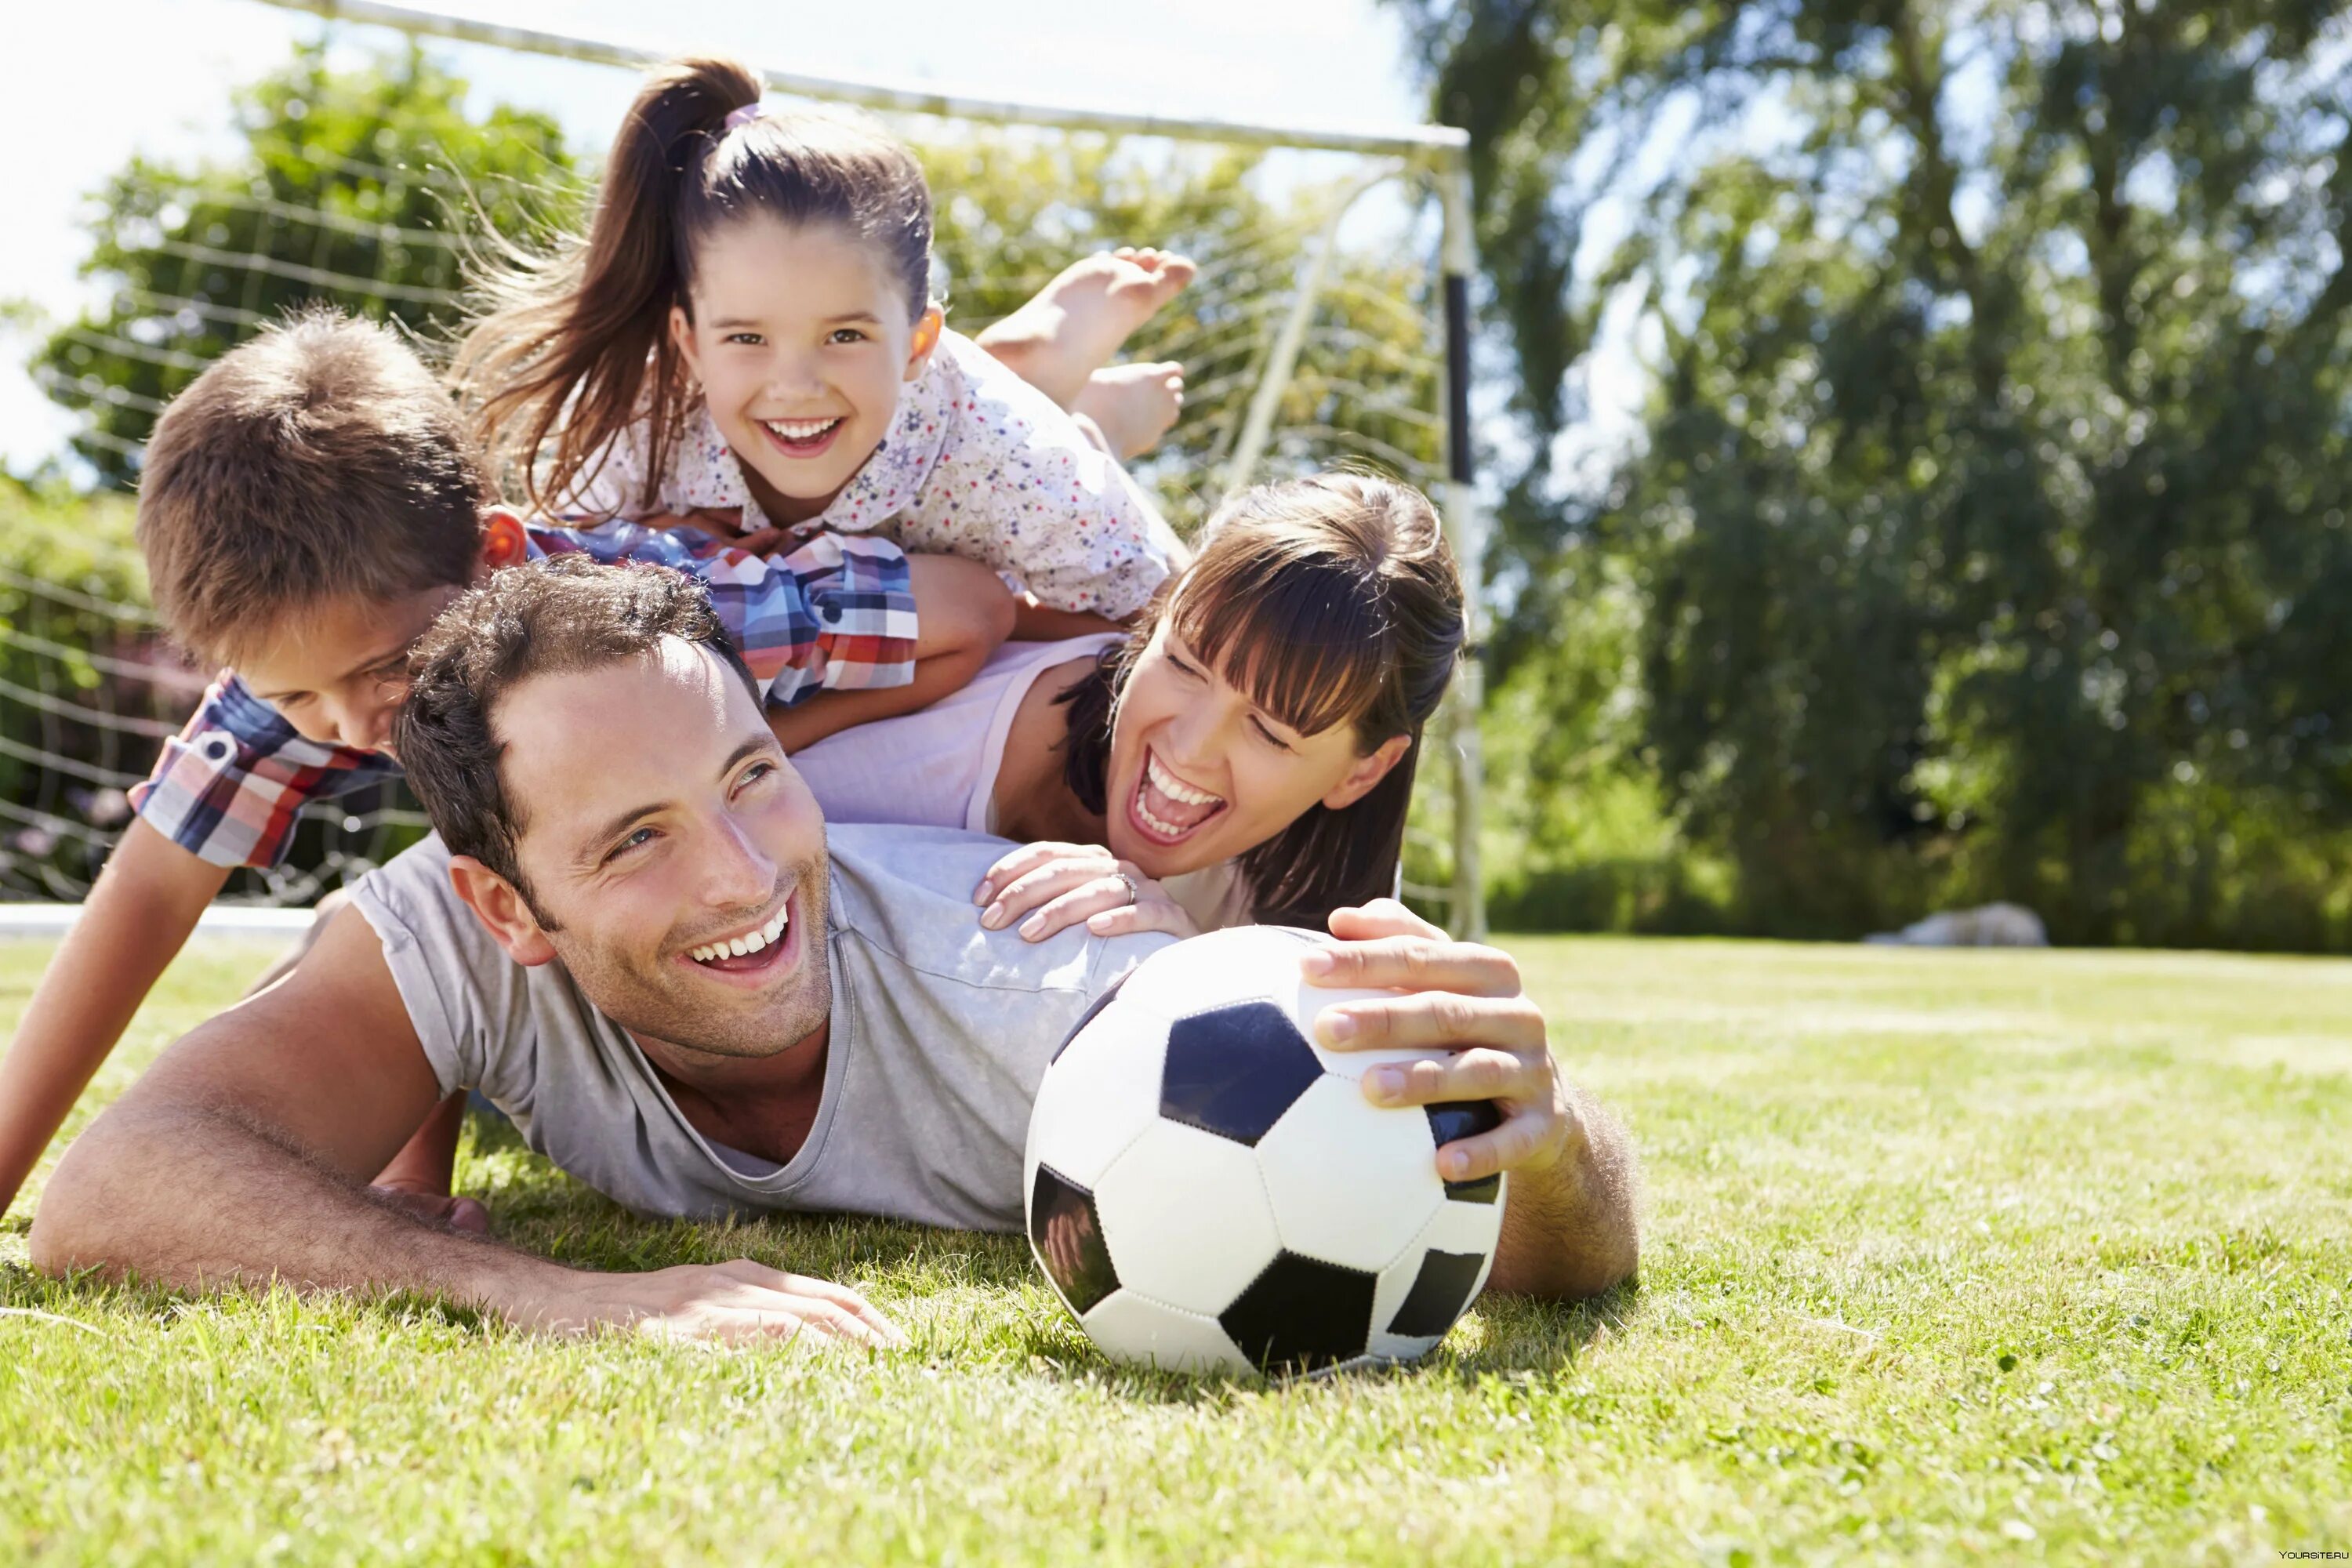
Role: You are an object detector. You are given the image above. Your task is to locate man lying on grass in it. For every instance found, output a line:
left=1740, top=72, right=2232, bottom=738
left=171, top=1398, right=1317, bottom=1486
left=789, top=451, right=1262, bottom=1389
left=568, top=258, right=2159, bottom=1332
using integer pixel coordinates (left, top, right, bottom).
left=31, top=558, right=1639, bottom=1346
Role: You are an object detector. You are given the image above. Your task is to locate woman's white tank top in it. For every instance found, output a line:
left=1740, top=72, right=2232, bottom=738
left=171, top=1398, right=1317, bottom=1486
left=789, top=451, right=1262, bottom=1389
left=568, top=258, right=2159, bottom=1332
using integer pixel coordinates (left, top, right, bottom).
left=789, top=636, right=1251, bottom=931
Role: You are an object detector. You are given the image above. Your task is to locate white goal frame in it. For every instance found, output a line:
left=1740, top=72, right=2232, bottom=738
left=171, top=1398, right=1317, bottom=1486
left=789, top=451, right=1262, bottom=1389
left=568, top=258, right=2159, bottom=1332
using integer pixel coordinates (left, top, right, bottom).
left=257, top=0, right=1491, bottom=938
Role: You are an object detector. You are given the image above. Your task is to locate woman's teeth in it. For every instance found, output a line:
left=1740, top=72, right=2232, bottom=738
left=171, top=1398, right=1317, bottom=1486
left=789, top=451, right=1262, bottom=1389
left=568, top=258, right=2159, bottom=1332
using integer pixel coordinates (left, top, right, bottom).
left=763, top=417, right=842, bottom=442
left=688, top=904, right=789, bottom=965
left=1146, top=753, right=1222, bottom=807
left=1135, top=753, right=1226, bottom=840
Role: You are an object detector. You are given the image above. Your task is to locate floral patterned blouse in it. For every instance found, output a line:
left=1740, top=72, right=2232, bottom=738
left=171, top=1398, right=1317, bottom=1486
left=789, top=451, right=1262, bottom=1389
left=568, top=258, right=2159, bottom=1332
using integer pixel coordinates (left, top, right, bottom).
left=571, top=328, right=1178, bottom=619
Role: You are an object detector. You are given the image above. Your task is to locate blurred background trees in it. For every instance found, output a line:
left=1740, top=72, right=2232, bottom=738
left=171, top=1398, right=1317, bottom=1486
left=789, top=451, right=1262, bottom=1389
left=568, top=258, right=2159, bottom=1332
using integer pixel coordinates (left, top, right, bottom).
left=22, top=9, right=2352, bottom=946
left=12, top=39, right=1445, bottom=902
left=1398, top=0, right=2352, bottom=946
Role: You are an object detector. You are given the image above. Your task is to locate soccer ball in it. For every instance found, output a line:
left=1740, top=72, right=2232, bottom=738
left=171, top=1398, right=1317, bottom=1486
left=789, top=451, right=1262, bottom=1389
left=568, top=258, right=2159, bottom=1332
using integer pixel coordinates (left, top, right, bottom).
left=1023, top=924, right=1508, bottom=1376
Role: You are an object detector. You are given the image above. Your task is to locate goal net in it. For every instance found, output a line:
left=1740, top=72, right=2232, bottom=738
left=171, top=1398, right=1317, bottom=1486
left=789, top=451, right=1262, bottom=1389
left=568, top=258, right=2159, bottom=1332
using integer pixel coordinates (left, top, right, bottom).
left=9, top=0, right=1487, bottom=933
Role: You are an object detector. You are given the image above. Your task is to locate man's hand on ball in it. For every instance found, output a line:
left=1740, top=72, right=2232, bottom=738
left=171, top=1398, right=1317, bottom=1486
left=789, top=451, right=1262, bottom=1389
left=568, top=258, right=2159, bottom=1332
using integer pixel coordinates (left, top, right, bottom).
left=1302, top=899, right=1581, bottom=1185
left=974, top=841, right=1202, bottom=942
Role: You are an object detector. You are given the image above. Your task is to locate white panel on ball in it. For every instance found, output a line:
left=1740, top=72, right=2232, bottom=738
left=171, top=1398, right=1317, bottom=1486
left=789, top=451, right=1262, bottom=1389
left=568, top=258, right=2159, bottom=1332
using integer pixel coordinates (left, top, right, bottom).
left=1081, top=1292, right=1254, bottom=1375
left=1110, top=926, right=1330, bottom=1021
left=1364, top=1180, right=1508, bottom=1363
left=1254, top=1076, right=1446, bottom=1272
left=1091, top=1120, right=1283, bottom=1316
left=1113, top=924, right=1440, bottom=1084
left=1022, top=1001, right=1167, bottom=1192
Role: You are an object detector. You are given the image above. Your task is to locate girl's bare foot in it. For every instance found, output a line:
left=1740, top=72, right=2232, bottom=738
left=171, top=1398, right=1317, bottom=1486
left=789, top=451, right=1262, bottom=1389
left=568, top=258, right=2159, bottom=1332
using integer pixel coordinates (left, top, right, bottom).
left=1073, top=361, right=1185, bottom=459
left=978, top=248, right=1198, bottom=408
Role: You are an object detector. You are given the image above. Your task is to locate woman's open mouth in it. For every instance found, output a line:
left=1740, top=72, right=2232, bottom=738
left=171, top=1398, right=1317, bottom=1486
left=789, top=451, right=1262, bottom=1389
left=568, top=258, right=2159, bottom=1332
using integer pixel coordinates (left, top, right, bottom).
left=679, top=891, right=798, bottom=985
left=1127, top=747, right=1228, bottom=846
left=757, top=416, right=845, bottom=460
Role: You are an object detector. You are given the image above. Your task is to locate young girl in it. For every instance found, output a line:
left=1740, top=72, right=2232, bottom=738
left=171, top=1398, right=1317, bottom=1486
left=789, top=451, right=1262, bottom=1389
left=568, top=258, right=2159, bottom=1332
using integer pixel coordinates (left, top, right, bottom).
left=454, top=57, right=1183, bottom=748
left=788, top=471, right=1465, bottom=939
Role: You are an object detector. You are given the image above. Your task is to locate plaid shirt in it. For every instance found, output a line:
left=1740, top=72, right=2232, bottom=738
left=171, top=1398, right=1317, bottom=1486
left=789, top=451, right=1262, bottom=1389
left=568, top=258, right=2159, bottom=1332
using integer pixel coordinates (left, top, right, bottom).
left=129, top=521, right=915, bottom=870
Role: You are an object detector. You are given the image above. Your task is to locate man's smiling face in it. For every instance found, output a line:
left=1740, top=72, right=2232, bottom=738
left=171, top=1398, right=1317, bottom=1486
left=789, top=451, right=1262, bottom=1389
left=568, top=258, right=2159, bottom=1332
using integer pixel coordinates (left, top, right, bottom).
left=486, top=636, right=832, bottom=1063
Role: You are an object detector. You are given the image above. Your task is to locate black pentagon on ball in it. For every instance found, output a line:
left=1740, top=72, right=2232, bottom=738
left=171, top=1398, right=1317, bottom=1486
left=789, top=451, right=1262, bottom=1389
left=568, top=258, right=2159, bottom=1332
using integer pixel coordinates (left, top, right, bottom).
left=1218, top=1250, right=1378, bottom=1375
left=1426, top=1099, right=1504, bottom=1203
left=1160, top=1000, right=1326, bottom=1147
left=1386, top=1248, right=1487, bottom=1339
left=1051, top=969, right=1131, bottom=1065
left=1029, top=1163, right=1119, bottom=1315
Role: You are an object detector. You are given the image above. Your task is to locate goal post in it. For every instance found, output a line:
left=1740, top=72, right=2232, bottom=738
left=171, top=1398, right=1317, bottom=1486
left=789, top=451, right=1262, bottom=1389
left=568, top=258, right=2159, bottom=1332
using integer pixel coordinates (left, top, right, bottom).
left=17, top=0, right=1490, bottom=936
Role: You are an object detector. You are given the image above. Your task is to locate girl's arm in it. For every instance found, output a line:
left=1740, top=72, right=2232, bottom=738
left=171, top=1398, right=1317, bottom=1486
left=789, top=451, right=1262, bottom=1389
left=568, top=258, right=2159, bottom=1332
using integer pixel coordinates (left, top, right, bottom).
left=766, top=554, right=1016, bottom=753
left=1008, top=597, right=1128, bottom=641
left=0, top=818, right=227, bottom=1218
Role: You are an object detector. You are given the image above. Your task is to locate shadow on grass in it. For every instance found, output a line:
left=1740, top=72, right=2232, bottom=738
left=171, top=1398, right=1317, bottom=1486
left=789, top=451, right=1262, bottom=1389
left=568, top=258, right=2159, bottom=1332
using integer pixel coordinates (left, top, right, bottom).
left=14, top=1109, right=1641, bottom=1382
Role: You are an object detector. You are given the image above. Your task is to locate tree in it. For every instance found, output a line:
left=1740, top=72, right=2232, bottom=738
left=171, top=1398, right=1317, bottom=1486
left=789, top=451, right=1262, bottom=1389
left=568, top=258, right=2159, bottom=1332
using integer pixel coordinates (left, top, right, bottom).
left=1397, top=0, right=2352, bottom=946
left=34, top=42, right=574, bottom=488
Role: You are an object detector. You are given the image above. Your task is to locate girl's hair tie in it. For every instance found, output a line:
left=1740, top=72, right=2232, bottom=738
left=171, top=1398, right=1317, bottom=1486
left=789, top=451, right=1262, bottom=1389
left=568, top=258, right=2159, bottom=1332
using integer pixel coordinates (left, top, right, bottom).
left=724, top=101, right=764, bottom=132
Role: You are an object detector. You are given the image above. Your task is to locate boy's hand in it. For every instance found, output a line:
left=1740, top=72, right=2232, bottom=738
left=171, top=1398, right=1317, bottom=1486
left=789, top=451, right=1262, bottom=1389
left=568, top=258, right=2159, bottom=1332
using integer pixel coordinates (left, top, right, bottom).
left=1301, top=900, right=1581, bottom=1185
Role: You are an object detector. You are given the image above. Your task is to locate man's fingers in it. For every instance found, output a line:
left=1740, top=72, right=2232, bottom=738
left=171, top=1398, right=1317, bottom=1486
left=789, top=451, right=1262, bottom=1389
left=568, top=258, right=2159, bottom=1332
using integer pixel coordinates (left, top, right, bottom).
left=1315, top=989, right=1547, bottom=1054
left=1355, top=1047, right=1535, bottom=1109
left=1424, top=1105, right=1558, bottom=1183
left=711, top=1259, right=908, bottom=1346
left=1324, top=898, right=1446, bottom=943
left=1300, top=934, right=1522, bottom=1000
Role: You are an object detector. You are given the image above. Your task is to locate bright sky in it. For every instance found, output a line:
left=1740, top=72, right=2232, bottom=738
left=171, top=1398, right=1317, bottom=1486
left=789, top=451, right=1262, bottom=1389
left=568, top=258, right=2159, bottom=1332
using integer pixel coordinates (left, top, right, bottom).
left=0, top=0, right=1436, bottom=474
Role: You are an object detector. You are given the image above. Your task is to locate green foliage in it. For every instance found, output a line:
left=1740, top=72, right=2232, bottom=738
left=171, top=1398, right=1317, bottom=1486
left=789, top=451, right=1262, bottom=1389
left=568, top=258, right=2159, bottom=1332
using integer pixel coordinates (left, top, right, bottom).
left=9, top=934, right=2352, bottom=1560
left=34, top=42, right=574, bottom=488
left=919, top=134, right=1443, bottom=531
left=0, top=480, right=165, bottom=895
left=1400, top=0, right=2352, bottom=946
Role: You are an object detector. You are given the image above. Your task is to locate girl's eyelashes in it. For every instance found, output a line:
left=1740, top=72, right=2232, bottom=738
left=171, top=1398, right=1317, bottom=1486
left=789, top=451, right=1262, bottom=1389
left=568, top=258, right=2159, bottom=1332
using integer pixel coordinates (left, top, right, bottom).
left=1250, top=718, right=1294, bottom=751
left=724, top=331, right=764, bottom=346
left=827, top=328, right=867, bottom=344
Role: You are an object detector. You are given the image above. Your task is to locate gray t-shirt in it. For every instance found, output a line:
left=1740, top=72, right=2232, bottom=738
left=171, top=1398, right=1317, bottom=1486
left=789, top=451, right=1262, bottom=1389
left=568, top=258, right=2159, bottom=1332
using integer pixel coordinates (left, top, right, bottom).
left=351, top=824, right=1175, bottom=1232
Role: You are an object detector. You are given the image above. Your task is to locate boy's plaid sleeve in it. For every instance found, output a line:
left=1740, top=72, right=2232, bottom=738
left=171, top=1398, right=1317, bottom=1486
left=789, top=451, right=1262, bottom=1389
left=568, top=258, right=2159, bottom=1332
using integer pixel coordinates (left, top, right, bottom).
left=127, top=673, right=401, bottom=869
left=528, top=523, right=916, bottom=706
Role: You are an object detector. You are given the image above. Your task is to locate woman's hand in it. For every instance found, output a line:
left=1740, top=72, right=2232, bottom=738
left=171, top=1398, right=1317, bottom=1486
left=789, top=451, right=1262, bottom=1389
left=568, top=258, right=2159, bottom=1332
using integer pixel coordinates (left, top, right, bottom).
left=974, top=841, right=1201, bottom=943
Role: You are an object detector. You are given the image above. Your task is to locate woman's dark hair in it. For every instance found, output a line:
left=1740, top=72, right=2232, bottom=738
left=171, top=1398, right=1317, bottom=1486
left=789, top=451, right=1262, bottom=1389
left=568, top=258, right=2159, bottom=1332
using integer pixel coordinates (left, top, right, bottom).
left=452, top=56, right=934, bottom=517
left=1060, top=472, right=1465, bottom=927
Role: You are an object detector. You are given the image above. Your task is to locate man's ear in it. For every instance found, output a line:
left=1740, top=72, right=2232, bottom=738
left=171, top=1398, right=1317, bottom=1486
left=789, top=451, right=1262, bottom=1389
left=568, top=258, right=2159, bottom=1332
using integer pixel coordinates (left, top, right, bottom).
left=903, top=305, right=944, bottom=382
left=473, top=508, right=529, bottom=582
left=668, top=304, right=701, bottom=382
left=448, top=855, right=559, bottom=967
left=1320, top=734, right=1413, bottom=812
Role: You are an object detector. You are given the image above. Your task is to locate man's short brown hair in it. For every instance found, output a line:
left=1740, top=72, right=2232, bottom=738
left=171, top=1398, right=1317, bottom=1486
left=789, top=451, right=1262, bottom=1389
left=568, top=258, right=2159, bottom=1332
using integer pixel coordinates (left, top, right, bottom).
left=135, top=307, right=488, bottom=663
left=396, top=554, right=759, bottom=918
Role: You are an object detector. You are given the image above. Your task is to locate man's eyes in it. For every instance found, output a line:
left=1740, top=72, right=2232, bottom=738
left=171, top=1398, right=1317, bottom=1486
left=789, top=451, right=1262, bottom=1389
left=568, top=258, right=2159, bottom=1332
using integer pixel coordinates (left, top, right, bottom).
left=605, top=826, right=659, bottom=865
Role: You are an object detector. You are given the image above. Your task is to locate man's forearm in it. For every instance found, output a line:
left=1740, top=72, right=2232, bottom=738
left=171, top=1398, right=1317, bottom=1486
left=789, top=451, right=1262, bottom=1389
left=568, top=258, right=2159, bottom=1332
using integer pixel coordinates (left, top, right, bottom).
left=1489, top=1086, right=1640, bottom=1300
left=29, top=1094, right=566, bottom=1316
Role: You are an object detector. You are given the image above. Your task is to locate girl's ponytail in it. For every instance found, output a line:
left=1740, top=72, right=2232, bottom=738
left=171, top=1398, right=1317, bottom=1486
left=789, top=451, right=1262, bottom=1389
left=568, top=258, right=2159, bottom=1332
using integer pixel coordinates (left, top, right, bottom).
left=452, top=58, right=760, bottom=516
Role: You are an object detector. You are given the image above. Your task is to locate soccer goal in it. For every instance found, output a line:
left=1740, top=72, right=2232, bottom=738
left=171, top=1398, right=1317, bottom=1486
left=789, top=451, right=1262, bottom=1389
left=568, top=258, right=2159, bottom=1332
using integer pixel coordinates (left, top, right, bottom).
left=11, top=0, right=1489, bottom=937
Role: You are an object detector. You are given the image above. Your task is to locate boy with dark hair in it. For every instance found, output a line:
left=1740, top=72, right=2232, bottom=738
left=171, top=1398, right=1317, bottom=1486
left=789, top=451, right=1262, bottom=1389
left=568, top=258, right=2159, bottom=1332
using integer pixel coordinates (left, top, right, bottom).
left=0, top=307, right=1002, bottom=1222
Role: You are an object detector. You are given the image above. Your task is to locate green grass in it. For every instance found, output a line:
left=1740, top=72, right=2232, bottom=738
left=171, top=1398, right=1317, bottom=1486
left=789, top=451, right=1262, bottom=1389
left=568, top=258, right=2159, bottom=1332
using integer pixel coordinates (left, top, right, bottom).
left=3, top=934, right=2348, bottom=1565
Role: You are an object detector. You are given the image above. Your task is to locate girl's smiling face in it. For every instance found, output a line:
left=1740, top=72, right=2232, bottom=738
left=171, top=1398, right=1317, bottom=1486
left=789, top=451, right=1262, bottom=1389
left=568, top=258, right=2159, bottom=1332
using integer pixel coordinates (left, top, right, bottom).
left=670, top=217, right=941, bottom=528
left=1101, top=619, right=1409, bottom=881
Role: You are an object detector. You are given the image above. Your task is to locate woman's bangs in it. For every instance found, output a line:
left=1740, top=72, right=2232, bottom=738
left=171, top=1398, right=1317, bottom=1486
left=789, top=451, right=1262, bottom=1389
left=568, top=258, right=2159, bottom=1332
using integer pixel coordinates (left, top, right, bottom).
left=1171, top=560, right=1388, bottom=739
